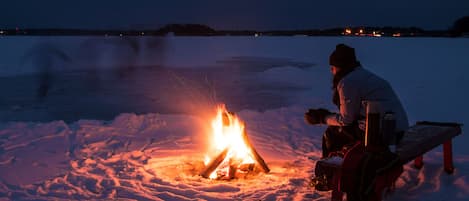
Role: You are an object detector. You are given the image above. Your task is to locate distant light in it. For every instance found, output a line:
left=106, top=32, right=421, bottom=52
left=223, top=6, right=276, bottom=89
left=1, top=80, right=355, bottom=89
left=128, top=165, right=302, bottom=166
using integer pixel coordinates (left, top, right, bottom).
left=393, top=33, right=401, bottom=37
left=141, top=32, right=145, bottom=35
left=359, top=29, right=364, bottom=34
left=345, top=28, right=352, bottom=35
left=0, top=30, right=3, bottom=34
left=254, top=33, right=259, bottom=37
left=119, top=33, right=123, bottom=37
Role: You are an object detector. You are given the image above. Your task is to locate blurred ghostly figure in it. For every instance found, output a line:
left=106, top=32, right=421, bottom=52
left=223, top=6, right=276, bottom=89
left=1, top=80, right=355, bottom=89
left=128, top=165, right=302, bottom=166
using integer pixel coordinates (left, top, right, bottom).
left=76, top=36, right=167, bottom=94
left=22, top=43, right=71, bottom=101
left=37, top=67, right=51, bottom=99
left=111, top=37, right=140, bottom=79
left=143, top=37, right=167, bottom=69
left=77, top=37, right=140, bottom=90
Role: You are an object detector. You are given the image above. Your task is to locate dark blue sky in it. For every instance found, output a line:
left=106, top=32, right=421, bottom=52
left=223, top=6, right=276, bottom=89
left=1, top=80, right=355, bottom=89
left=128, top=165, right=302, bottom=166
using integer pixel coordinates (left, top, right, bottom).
left=2, top=0, right=469, bottom=30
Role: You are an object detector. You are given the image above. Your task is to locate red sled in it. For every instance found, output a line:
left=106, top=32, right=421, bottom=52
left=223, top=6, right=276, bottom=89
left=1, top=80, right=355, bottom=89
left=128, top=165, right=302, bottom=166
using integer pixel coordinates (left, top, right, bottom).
left=314, top=142, right=402, bottom=201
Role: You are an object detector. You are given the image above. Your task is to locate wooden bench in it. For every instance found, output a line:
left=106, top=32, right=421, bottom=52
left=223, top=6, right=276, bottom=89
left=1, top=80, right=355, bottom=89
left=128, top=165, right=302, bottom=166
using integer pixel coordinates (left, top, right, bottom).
left=398, top=121, right=462, bottom=173
left=316, top=121, right=463, bottom=201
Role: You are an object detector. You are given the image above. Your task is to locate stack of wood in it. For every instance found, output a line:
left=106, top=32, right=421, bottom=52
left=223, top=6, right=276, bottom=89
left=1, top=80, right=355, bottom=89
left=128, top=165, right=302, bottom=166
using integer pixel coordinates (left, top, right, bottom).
left=200, top=130, right=270, bottom=179
left=200, top=111, right=270, bottom=180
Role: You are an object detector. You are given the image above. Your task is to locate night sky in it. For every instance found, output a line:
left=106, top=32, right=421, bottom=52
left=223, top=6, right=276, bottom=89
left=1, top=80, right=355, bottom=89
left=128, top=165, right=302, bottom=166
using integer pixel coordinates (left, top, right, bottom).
left=2, top=0, right=469, bottom=30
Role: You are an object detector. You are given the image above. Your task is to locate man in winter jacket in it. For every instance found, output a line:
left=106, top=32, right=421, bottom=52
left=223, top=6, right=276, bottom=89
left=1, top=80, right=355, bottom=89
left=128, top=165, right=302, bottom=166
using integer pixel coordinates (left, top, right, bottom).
left=305, top=44, right=409, bottom=158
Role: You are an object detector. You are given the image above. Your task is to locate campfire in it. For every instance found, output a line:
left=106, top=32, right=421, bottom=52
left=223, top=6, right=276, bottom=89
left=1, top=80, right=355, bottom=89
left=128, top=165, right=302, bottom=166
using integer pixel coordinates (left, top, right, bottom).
left=200, top=105, right=270, bottom=180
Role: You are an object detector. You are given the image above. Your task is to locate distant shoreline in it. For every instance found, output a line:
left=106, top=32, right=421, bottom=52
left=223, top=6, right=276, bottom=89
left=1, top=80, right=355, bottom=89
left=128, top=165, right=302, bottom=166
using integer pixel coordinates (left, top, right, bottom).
left=0, top=24, right=466, bottom=38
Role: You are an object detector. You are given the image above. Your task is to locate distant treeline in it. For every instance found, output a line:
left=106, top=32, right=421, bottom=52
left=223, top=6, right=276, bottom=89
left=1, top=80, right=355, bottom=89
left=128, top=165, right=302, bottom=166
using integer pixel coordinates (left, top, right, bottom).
left=2, top=16, right=469, bottom=37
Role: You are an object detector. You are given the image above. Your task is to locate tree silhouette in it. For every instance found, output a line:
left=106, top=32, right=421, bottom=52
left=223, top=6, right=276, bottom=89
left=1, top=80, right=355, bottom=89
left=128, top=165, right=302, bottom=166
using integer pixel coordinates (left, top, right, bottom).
left=452, top=16, right=469, bottom=36
left=158, top=24, right=216, bottom=36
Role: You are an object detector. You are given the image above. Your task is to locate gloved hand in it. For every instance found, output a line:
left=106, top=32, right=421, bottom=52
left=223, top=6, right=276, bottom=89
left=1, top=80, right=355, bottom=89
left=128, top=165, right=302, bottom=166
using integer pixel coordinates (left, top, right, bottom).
left=304, top=108, right=332, bottom=125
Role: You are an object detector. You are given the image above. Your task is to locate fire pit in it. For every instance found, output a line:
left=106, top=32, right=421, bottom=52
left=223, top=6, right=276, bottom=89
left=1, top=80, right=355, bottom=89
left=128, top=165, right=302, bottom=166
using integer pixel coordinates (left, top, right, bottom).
left=200, top=105, right=270, bottom=180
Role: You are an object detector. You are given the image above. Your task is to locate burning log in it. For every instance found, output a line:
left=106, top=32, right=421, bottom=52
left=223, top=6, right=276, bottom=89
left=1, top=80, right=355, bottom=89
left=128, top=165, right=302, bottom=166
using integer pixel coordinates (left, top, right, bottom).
left=239, top=163, right=255, bottom=171
left=201, top=104, right=270, bottom=179
left=200, top=148, right=229, bottom=178
left=241, top=131, right=270, bottom=173
left=228, top=164, right=237, bottom=179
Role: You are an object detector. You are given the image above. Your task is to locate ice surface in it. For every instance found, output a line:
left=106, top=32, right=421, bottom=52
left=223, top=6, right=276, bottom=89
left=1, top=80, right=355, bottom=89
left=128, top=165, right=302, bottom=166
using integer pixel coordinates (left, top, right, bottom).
left=0, top=36, right=468, bottom=200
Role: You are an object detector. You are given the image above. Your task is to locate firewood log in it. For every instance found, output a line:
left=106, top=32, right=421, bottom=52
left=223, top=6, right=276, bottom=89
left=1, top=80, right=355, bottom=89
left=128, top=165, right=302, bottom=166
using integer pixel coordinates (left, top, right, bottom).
left=242, top=131, right=270, bottom=173
left=200, top=148, right=229, bottom=178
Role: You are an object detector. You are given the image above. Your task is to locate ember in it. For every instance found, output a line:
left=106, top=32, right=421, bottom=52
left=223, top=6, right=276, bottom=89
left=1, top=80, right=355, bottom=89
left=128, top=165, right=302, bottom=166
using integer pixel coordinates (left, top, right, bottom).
left=201, top=104, right=270, bottom=180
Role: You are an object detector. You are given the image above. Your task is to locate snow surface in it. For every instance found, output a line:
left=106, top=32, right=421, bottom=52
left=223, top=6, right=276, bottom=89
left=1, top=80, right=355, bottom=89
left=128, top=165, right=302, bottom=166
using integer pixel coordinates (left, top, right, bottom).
left=0, top=36, right=468, bottom=200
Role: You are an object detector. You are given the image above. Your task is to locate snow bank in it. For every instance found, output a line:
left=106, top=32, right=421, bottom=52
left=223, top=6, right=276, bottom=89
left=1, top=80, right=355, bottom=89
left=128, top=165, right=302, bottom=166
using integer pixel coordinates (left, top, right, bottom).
left=0, top=109, right=329, bottom=200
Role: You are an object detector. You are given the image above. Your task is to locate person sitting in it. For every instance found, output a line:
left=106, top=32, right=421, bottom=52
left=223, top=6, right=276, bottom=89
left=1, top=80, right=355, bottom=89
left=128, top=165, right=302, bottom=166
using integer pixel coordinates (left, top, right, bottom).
left=305, top=43, right=409, bottom=158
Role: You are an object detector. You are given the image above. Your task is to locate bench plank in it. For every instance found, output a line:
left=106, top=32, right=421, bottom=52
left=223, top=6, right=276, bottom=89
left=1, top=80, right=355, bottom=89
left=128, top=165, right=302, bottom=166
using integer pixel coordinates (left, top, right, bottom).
left=397, top=123, right=462, bottom=163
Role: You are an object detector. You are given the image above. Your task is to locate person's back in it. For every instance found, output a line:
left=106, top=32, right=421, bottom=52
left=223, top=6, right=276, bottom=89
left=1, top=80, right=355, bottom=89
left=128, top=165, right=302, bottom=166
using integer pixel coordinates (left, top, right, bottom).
left=338, top=66, right=409, bottom=142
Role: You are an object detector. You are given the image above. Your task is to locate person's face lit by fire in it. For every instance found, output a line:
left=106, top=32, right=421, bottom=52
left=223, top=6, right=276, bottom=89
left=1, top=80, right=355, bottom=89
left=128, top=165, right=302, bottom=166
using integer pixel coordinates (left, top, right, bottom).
left=330, top=65, right=340, bottom=76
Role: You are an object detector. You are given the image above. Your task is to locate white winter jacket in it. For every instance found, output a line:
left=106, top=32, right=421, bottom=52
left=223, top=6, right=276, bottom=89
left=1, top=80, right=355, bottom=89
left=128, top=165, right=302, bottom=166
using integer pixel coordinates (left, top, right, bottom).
left=325, top=67, right=409, bottom=144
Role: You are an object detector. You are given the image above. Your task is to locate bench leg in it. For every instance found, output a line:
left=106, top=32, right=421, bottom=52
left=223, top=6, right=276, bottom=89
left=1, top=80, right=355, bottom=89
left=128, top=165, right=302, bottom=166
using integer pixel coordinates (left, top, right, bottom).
left=331, top=189, right=343, bottom=201
left=414, top=155, right=424, bottom=169
left=443, top=140, right=454, bottom=174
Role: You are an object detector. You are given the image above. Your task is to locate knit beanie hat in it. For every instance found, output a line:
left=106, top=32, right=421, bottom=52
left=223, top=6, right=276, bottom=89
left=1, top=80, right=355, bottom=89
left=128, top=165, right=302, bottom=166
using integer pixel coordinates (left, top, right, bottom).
left=329, top=44, right=361, bottom=69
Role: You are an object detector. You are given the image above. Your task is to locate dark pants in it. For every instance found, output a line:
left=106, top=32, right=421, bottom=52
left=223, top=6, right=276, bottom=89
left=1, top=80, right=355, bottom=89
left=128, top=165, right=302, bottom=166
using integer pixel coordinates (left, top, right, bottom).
left=322, top=125, right=364, bottom=158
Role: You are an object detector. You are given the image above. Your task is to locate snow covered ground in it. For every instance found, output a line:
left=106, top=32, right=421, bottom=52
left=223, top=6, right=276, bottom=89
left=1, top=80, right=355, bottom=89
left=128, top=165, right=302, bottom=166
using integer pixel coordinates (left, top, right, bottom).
left=0, top=36, right=468, bottom=200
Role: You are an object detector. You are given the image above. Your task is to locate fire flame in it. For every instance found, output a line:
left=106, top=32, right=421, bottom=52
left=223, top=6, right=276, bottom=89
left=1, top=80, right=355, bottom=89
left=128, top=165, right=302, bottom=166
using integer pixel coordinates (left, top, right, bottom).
left=204, top=104, right=255, bottom=179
